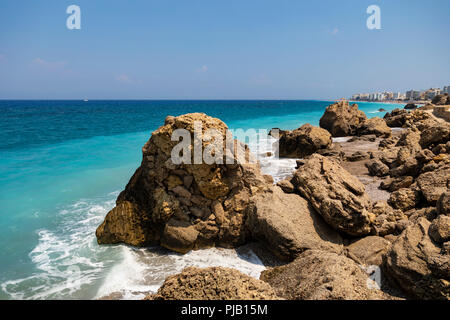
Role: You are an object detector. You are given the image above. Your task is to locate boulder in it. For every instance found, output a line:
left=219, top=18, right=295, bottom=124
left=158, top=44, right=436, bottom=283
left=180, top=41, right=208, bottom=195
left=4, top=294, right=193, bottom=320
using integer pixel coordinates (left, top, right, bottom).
left=366, top=159, right=390, bottom=177
left=245, top=186, right=343, bottom=261
left=276, top=179, right=294, bottom=193
left=419, top=123, right=450, bottom=149
left=291, top=154, right=373, bottom=236
left=261, top=250, right=391, bottom=300
left=431, top=94, right=450, bottom=106
left=347, top=151, right=370, bottom=162
left=371, top=201, right=408, bottom=236
left=278, top=124, right=332, bottom=158
left=319, top=101, right=367, bottom=137
left=346, top=236, right=392, bottom=266
left=388, top=188, right=421, bottom=211
left=437, top=192, right=450, bottom=215
left=96, top=113, right=270, bottom=253
left=416, top=164, right=450, bottom=205
left=429, top=215, right=450, bottom=243
left=383, top=217, right=450, bottom=300
left=357, top=117, right=392, bottom=138
left=147, top=267, right=280, bottom=300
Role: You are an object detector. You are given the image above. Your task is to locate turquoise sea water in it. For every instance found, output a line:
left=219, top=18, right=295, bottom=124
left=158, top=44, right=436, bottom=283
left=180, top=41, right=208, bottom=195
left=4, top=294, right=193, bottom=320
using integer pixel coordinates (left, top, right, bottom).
left=0, top=100, right=403, bottom=299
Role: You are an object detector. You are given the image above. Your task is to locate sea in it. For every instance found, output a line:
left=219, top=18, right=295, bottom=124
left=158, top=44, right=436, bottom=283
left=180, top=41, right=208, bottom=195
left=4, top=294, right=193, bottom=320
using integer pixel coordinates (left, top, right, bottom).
left=0, top=100, right=403, bottom=300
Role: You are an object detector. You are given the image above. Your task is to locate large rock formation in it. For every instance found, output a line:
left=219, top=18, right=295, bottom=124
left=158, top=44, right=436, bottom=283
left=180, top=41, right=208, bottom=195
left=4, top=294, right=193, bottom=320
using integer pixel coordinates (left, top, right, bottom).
left=260, top=250, right=391, bottom=300
left=383, top=217, right=450, bottom=300
left=432, top=94, right=450, bottom=106
left=319, top=101, right=367, bottom=137
left=356, top=117, right=391, bottom=138
left=96, top=113, right=271, bottom=253
left=291, top=154, right=373, bottom=236
left=416, top=164, right=450, bottom=205
left=245, top=186, right=343, bottom=261
left=146, top=267, right=280, bottom=300
left=278, top=124, right=332, bottom=158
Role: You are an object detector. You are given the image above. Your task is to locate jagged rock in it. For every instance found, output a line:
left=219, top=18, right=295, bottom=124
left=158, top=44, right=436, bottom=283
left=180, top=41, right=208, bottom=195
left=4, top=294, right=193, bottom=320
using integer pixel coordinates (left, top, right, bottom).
left=347, top=151, right=370, bottom=162
left=261, top=250, right=392, bottom=300
left=291, top=154, right=373, bottom=236
left=346, top=236, right=391, bottom=266
left=319, top=101, right=367, bottom=137
left=419, top=123, right=450, bottom=150
left=388, top=188, right=421, bottom=211
left=431, top=94, right=450, bottom=106
left=357, top=117, right=392, bottom=138
left=278, top=124, right=332, bottom=158
left=371, top=201, right=408, bottom=236
left=383, top=217, right=450, bottom=300
left=381, top=176, right=414, bottom=192
left=416, top=164, right=450, bottom=205
left=437, top=192, right=450, bottom=215
left=366, top=159, right=390, bottom=177
left=146, top=267, right=280, bottom=300
left=96, top=113, right=270, bottom=253
left=383, top=109, right=409, bottom=127
left=245, top=186, right=343, bottom=261
left=429, top=215, right=450, bottom=243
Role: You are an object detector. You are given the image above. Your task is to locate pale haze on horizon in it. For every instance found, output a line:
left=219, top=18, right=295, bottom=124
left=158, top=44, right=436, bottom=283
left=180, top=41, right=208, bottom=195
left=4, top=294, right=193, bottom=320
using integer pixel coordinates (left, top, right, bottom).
left=0, top=0, right=449, bottom=100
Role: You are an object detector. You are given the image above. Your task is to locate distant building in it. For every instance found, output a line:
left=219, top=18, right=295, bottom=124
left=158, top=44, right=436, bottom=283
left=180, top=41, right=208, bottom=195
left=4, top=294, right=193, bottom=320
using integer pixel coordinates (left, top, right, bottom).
left=425, top=88, right=441, bottom=100
left=443, top=86, right=450, bottom=94
left=406, top=90, right=421, bottom=101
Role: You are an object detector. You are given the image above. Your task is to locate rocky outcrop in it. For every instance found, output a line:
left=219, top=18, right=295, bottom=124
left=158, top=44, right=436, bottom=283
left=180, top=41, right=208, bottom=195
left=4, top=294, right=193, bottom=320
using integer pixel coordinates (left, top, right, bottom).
left=432, top=94, right=450, bottom=106
left=383, top=217, right=450, bottom=300
left=437, top=192, right=450, bottom=215
left=371, top=201, right=408, bottom=236
left=260, top=250, right=392, bottom=300
left=416, top=164, right=450, bottom=205
left=278, top=124, right=332, bottom=158
left=419, top=123, right=450, bottom=150
left=388, top=188, right=421, bottom=211
left=146, top=267, right=280, bottom=300
left=245, top=186, right=343, bottom=261
left=319, top=101, right=367, bottom=137
left=429, top=215, right=450, bottom=243
left=357, top=117, right=391, bottom=138
left=404, top=103, right=417, bottom=110
left=346, top=236, right=392, bottom=266
left=96, top=113, right=271, bottom=253
left=291, top=154, right=373, bottom=236
left=383, top=109, right=436, bottom=129
left=366, top=159, right=390, bottom=177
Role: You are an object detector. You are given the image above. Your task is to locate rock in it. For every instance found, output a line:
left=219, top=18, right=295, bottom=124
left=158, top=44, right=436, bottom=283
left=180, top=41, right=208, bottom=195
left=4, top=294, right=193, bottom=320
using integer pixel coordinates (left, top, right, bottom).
left=278, top=124, right=332, bottom=158
left=429, top=215, right=450, bottom=243
left=383, top=217, right=450, bottom=300
left=385, top=176, right=414, bottom=192
left=357, top=117, right=392, bottom=138
left=416, top=164, right=450, bottom=205
left=431, top=94, right=450, bottom=106
left=419, top=123, right=450, bottom=150
left=383, top=109, right=435, bottom=129
left=371, top=201, right=408, bottom=236
left=379, top=108, right=387, bottom=112
left=261, top=250, right=391, bottom=300
left=96, top=113, right=270, bottom=253
left=291, top=154, right=373, bottom=236
left=388, top=188, right=421, bottom=211
left=319, top=101, right=367, bottom=137
left=404, top=103, right=417, bottom=110
left=419, top=103, right=435, bottom=111
left=437, top=192, right=450, bottom=215
left=246, top=186, right=343, bottom=261
left=347, top=151, right=370, bottom=162
left=346, top=236, right=391, bottom=266
left=366, top=159, right=390, bottom=177
left=276, top=179, right=294, bottom=193
left=147, top=267, right=280, bottom=300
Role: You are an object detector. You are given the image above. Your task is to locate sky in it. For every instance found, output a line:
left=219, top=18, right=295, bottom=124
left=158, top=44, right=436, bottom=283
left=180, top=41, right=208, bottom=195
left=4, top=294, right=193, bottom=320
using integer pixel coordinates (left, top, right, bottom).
left=0, top=0, right=449, bottom=100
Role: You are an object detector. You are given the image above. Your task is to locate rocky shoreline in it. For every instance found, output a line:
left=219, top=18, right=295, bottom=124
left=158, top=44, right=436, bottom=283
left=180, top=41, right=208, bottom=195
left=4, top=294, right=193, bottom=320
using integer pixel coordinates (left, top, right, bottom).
left=96, top=100, right=449, bottom=300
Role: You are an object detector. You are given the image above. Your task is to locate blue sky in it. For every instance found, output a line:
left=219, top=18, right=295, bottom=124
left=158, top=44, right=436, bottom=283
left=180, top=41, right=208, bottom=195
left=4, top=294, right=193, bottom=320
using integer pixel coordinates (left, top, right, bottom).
left=0, top=0, right=449, bottom=99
